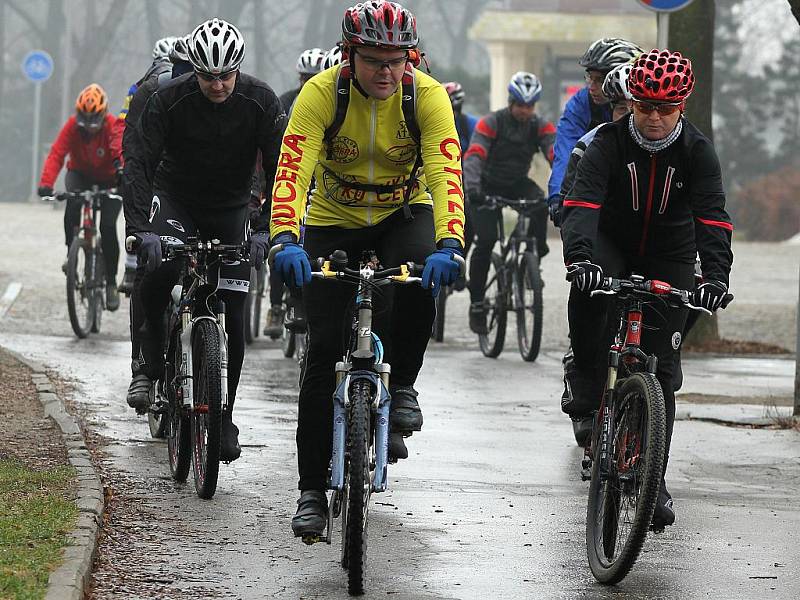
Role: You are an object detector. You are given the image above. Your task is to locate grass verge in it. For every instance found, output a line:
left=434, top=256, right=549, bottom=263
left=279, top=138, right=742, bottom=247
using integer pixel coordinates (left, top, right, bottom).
left=0, top=460, right=77, bottom=600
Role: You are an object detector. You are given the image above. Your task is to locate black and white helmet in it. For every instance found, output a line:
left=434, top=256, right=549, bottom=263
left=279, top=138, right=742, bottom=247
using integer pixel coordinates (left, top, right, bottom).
left=602, top=63, right=633, bottom=102
left=169, top=35, right=190, bottom=64
left=322, top=44, right=343, bottom=70
left=579, top=38, right=642, bottom=72
left=508, top=71, right=542, bottom=105
left=187, top=18, right=245, bottom=75
left=296, top=47, right=326, bottom=75
left=152, top=36, right=179, bottom=61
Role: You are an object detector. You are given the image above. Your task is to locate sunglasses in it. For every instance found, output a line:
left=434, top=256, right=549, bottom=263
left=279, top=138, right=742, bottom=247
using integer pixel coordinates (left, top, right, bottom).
left=632, top=100, right=683, bottom=116
left=355, top=51, right=408, bottom=71
left=584, top=72, right=605, bottom=86
left=195, top=70, right=237, bottom=83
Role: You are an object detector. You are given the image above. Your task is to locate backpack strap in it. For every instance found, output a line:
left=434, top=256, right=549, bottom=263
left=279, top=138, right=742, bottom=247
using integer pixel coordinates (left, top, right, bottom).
left=399, top=63, right=421, bottom=220
left=322, top=62, right=352, bottom=160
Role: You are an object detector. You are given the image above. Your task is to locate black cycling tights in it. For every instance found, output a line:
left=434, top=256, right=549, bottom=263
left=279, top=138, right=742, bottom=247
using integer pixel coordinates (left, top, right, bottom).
left=296, top=204, right=436, bottom=491
left=65, top=170, right=121, bottom=283
left=568, top=232, right=694, bottom=473
left=131, top=195, right=250, bottom=413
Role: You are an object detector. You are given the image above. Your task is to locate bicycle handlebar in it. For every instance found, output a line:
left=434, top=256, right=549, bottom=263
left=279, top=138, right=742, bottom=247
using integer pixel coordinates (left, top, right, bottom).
left=588, top=274, right=734, bottom=315
left=42, top=188, right=122, bottom=203
left=481, top=195, right=546, bottom=211
left=125, top=235, right=249, bottom=261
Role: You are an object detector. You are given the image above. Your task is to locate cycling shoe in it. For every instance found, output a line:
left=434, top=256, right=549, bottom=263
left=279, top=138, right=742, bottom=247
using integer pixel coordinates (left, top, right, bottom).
left=651, top=483, right=675, bottom=533
left=126, top=373, right=152, bottom=414
left=388, top=431, right=408, bottom=462
left=390, top=386, right=422, bottom=432
left=571, top=415, right=593, bottom=448
left=220, top=418, right=241, bottom=462
left=292, top=490, right=328, bottom=540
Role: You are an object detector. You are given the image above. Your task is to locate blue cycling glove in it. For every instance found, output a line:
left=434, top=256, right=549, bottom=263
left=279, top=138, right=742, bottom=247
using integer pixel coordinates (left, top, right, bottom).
left=136, top=232, right=162, bottom=273
left=272, top=234, right=312, bottom=288
left=422, top=240, right=463, bottom=298
left=249, top=231, right=270, bottom=269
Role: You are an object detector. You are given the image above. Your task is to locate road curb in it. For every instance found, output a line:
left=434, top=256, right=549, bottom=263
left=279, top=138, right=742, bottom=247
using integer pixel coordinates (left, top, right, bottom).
left=4, top=348, right=103, bottom=600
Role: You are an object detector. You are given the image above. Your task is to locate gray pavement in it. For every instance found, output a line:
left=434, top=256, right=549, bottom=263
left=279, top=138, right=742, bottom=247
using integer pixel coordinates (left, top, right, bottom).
left=1, top=202, right=799, bottom=599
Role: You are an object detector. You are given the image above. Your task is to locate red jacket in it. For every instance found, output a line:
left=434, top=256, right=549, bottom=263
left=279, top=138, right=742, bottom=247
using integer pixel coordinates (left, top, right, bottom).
left=39, top=114, right=122, bottom=188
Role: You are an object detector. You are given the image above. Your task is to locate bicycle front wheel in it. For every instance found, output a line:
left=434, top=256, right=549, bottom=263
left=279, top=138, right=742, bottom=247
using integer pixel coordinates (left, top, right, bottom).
left=282, top=327, right=296, bottom=358
left=479, top=252, right=507, bottom=358
left=244, top=267, right=263, bottom=344
left=586, top=372, right=666, bottom=584
left=90, top=247, right=105, bottom=334
left=65, top=237, right=93, bottom=339
left=191, top=320, right=223, bottom=499
left=341, top=378, right=373, bottom=595
left=515, top=251, right=543, bottom=362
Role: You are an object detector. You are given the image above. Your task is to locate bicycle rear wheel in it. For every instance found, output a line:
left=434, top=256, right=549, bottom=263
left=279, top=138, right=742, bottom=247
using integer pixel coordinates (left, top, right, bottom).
left=515, top=251, right=543, bottom=362
left=586, top=372, right=665, bottom=584
left=244, top=267, right=263, bottom=344
left=431, top=285, right=448, bottom=342
left=478, top=252, right=507, bottom=358
left=341, top=378, right=373, bottom=595
left=147, top=380, right=167, bottom=439
left=167, top=333, right=190, bottom=481
left=191, top=319, right=223, bottom=499
left=65, top=237, right=93, bottom=339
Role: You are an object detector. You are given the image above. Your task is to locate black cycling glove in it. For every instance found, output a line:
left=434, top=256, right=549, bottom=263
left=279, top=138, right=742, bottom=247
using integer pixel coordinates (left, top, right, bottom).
left=136, top=232, right=162, bottom=273
left=38, top=186, right=53, bottom=198
left=693, top=280, right=728, bottom=311
left=566, top=260, right=604, bottom=293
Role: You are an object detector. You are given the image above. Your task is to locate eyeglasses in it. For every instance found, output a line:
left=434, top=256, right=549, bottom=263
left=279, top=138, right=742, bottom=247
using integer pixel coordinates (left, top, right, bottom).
left=584, top=72, right=605, bottom=86
left=632, top=100, right=683, bottom=116
left=355, top=51, right=408, bottom=71
left=195, top=70, right=237, bottom=83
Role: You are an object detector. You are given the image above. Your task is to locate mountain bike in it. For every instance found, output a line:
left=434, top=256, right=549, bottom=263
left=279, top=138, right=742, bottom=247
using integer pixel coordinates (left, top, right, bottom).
left=580, top=274, right=732, bottom=584
left=244, top=265, right=266, bottom=344
left=477, top=195, right=544, bottom=361
left=270, top=245, right=463, bottom=595
left=128, top=235, right=248, bottom=499
left=45, top=188, right=122, bottom=339
left=281, top=288, right=307, bottom=366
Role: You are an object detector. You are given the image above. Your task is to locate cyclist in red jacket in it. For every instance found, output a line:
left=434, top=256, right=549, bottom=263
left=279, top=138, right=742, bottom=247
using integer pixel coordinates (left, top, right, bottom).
left=38, top=83, right=123, bottom=311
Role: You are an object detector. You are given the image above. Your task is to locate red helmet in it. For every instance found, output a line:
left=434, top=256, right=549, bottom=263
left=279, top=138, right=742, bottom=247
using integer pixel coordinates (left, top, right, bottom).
left=342, top=1, right=418, bottom=49
left=628, top=49, right=694, bottom=102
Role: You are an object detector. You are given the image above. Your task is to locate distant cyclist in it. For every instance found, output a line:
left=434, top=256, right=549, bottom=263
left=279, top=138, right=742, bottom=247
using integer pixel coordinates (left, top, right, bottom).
left=278, top=47, right=327, bottom=113
left=547, top=38, right=642, bottom=223
left=38, top=83, right=123, bottom=311
left=117, top=36, right=190, bottom=295
left=124, top=18, right=285, bottom=463
left=560, top=50, right=733, bottom=531
left=463, top=71, right=554, bottom=334
left=266, top=0, right=465, bottom=540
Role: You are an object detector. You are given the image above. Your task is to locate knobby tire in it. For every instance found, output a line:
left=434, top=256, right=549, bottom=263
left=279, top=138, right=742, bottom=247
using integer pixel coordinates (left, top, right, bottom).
left=66, top=237, right=93, bottom=339
left=515, top=251, right=543, bottom=362
left=191, top=319, right=223, bottom=499
left=479, top=252, right=507, bottom=358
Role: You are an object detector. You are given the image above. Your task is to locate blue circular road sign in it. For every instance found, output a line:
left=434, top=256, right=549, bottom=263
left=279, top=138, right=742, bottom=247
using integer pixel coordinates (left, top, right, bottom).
left=637, top=0, right=696, bottom=12
left=22, top=50, right=54, bottom=82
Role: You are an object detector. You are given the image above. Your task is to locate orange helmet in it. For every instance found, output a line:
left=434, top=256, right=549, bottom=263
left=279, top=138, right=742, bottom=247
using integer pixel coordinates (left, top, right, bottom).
left=75, top=83, right=108, bottom=130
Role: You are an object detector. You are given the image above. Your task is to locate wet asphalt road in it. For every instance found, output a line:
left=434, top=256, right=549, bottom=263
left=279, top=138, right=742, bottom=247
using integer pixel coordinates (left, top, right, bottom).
left=1, top=202, right=800, bottom=599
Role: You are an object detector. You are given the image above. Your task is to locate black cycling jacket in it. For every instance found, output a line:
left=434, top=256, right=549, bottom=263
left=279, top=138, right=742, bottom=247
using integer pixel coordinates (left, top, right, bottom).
left=125, top=71, right=285, bottom=234
left=561, top=117, right=733, bottom=286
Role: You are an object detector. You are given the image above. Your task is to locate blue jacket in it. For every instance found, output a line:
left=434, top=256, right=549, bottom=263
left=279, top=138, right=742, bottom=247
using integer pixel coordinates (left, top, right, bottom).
left=455, top=112, right=478, bottom=158
left=547, top=87, right=611, bottom=204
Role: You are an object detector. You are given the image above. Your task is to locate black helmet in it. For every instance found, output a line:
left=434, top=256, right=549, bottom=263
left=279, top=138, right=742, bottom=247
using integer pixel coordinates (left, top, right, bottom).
left=579, top=38, right=642, bottom=72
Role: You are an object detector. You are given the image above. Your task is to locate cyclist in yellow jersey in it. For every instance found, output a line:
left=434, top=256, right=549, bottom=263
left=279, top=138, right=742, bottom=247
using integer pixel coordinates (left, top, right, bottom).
left=259, top=0, right=465, bottom=540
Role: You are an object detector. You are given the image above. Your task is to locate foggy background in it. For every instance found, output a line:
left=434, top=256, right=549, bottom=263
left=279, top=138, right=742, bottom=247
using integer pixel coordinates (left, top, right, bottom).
left=1, top=0, right=798, bottom=241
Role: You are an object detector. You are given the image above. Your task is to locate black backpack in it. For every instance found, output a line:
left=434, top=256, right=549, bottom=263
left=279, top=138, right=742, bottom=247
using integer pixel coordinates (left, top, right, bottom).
left=320, top=60, right=422, bottom=219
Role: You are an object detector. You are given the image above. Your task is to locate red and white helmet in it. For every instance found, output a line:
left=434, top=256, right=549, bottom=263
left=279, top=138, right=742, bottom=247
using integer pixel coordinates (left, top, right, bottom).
left=628, top=49, right=694, bottom=102
left=342, top=1, right=418, bottom=49
left=187, top=18, right=245, bottom=75
left=443, top=82, right=465, bottom=110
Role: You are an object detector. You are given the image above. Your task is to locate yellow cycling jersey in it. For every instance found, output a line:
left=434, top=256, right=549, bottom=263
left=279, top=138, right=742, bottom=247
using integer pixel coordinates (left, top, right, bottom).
left=269, top=65, right=465, bottom=246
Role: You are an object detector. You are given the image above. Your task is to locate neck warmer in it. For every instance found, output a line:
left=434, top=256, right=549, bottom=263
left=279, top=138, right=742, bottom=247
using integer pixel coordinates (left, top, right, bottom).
left=628, top=114, right=683, bottom=153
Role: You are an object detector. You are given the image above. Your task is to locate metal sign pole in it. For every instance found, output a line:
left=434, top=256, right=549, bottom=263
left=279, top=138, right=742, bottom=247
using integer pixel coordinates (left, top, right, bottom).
left=795, top=261, right=799, bottom=416
left=657, top=11, right=670, bottom=49
left=30, top=82, right=42, bottom=199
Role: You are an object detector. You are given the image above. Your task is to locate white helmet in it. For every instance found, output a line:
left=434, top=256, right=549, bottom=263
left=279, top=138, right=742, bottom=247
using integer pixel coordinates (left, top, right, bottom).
left=322, top=44, right=343, bottom=70
left=602, top=63, right=633, bottom=102
left=187, top=18, right=245, bottom=75
left=153, top=36, right=179, bottom=61
left=508, top=71, right=542, bottom=105
left=296, top=47, right=326, bottom=75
